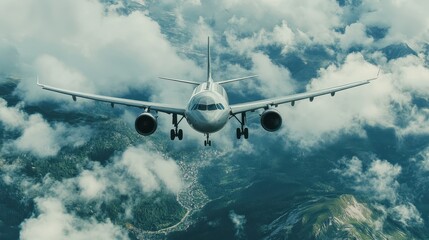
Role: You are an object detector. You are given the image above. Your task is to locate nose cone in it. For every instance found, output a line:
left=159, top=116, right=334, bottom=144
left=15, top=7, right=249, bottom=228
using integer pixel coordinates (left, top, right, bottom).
left=186, top=91, right=229, bottom=133
left=187, top=111, right=225, bottom=133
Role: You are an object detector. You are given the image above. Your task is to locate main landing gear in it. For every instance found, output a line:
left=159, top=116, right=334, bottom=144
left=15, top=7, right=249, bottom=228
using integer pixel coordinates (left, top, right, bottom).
left=204, top=133, right=212, bottom=146
left=233, top=112, right=249, bottom=139
left=170, top=114, right=184, bottom=140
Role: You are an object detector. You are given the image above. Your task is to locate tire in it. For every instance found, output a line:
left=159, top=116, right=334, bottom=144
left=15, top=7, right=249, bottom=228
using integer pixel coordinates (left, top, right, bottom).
left=178, top=129, right=183, bottom=140
left=170, top=129, right=176, bottom=140
left=244, top=128, right=249, bottom=139
left=236, top=128, right=241, bottom=139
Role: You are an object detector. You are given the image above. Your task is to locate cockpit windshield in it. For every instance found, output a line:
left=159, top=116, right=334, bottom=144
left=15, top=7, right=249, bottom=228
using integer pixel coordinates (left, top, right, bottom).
left=192, top=103, right=225, bottom=111
left=191, top=96, right=225, bottom=111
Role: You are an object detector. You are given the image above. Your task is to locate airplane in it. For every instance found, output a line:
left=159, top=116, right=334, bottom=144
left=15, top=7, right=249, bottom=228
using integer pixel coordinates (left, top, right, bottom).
left=37, top=37, right=377, bottom=146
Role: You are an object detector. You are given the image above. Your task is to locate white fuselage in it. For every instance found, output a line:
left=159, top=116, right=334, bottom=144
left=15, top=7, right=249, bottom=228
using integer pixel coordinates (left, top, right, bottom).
left=185, top=81, right=230, bottom=133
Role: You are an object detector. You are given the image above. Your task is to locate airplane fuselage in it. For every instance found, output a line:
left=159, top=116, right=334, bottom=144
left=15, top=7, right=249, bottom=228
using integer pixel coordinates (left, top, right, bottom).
left=185, top=80, right=230, bottom=133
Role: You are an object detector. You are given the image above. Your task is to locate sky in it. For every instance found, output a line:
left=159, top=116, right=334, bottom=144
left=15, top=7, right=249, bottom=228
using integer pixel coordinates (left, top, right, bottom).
left=1, top=0, right=429, bottom=239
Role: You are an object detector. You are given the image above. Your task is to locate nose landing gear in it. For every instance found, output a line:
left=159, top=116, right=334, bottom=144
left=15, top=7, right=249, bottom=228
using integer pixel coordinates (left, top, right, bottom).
left=204, top=133, right=212, bottom=146
left=171, top=114, right=184, bottom=140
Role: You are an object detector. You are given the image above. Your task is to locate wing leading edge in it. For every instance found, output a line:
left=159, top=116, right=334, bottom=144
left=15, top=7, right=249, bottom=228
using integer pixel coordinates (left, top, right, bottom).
left=36, top=81, right=186, bottom=115
left=230, top=77, right=377, bottom=114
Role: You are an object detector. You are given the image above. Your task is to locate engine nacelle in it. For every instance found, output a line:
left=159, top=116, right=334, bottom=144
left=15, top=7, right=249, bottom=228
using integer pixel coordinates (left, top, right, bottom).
left=260, top=108, right=282, bottom=132
left=135, top=112, right=157, bottom=136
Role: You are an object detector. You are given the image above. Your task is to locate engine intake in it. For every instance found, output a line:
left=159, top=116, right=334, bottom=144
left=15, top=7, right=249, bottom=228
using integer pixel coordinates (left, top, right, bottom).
left=260, top=109, right=282, bottom=132
left=135, top=112, right=157, bottom=136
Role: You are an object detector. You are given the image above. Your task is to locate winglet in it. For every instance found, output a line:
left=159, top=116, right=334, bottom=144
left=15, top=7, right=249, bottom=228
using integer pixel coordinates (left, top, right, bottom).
left=367, top=68, right=381, bottom=82
left=36, top=75, right=42, bottom=86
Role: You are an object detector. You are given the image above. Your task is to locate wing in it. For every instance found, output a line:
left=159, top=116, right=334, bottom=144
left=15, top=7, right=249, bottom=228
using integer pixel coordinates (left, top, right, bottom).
left=230, top=77, right=376, bottom=115
left=37, top=81, right=186, bottom=115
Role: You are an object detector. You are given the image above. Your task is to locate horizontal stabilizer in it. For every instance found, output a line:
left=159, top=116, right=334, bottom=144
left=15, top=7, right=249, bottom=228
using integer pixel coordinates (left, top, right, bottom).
left=158, top=77, right=201, bottom=85
left=217, top=75, right=258, bottom=85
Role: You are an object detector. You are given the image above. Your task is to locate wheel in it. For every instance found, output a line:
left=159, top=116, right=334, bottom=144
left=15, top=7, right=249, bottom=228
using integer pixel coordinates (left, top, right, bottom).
left=243, top=128, right=249, bottom=139
left=208, top=140, right=212, bottom=146
left=170, top=129, right=176, bottom=140
left=236, top=128, right=241, bottom=139
left=178, top=129, right=183, bottom=140
left=204, top=140, right=207, bottom=146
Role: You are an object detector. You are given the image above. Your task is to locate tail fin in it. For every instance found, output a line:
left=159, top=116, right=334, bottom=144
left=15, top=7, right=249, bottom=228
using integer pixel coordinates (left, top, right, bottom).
left=207, top=37, right=212, bottom=82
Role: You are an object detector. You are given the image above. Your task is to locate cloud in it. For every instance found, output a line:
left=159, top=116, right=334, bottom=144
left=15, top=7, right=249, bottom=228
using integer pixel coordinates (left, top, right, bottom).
left=420, top=149, right=429, bottom=172
left=2, top=144, right=185, bottom=238
left=12, top=114, right=62, bottom=157
left=391, top=203, right=423, bottom=227
left=249, top=52, right=296, bottom=97
left=1, top=96, right=92, bottom=158
left=336, top=156, right=424, bottom=227
left=229, top=210, right=247, bottom=238
left=20, top=197, right=129, bottom=240
left=359, top=0, right=429, bottom=48
left=0, top=0, right=201, bottom=107
left=277, top=53, right=385, bottom=149
left=339, top=22, right=373, bottom=50
left=118, top=146, right=184, bottom=194
left=74, top=145, right=185, bottom=201
left=0, top=98, right=26, bottom=129
left=10, top=114, right=91, bottom=158
left=78, top=170, right=107, bottom=200
left=339, top=157, right=401, bottom=203
left=412, top=146, right=429, bottom=172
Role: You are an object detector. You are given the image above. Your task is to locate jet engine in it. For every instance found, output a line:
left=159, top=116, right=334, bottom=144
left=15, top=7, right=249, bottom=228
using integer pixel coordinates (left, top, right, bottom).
left=135, top=112, right=157, bottom=136
left=260, top=108, right=282, bottom=132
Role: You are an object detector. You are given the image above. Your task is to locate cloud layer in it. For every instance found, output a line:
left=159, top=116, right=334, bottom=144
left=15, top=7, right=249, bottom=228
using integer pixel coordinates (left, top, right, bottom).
left=1, top=0, right=429, bottom=238
left=336, top=156, right=424, bottom=227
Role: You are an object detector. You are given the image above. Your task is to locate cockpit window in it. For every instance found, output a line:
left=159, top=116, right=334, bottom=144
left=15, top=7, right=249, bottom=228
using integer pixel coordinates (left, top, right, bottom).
left=207, top=104, right=217, bottom=110
left=192, top=103, right=225, bottom=111
left=216, top=103, right=225, bottom=110
left=197, top=104, right=207, bottom=110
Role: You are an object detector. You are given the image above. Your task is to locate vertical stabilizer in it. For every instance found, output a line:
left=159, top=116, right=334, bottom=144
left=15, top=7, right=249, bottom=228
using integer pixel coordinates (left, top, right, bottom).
left=207, top=37, right=213, bottom=82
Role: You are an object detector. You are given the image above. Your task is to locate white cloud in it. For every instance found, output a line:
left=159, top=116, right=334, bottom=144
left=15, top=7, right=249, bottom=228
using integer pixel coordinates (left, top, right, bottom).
left=0, top=0, right=201, bottom=108
left=78, top=170, right=107, bottom=200
left=336, top=156, right=424, bottom=227
left=1, top=97, right=92, bottom=158
left=20, top=197, right=129, bottom=240
left=359, top=0, right=429, bottom=48
left=391, top=203, right=423, bottom=226
left=11, top=115, right=91, bottom=158
left=229, top=210, right=247, bottom=238
left=412, top=146, right=429, bottom=172
left=279, top=53, right=385, bottom=149
left=339, top=157, right=401, bottom=203
left=118, top=146, right=183, bottom=194
left=388, top=55, right=429, bottom=98
left=0, top=98, right=26, bottom=129
left=340, top=22, right=373, bottom=50
left=6, top=144, right=186, bottom=238
left=249, top=52, right=296, bottom=97
left=13, top=114, right=62, bottom=157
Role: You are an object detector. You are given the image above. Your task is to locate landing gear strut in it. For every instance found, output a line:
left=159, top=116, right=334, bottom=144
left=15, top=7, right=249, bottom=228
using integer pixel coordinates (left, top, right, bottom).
left=233, top=112, right=249, bottom=139
left=204, top=133, right=212, bottom=146
left=170, top=114, right=184, bottom=140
